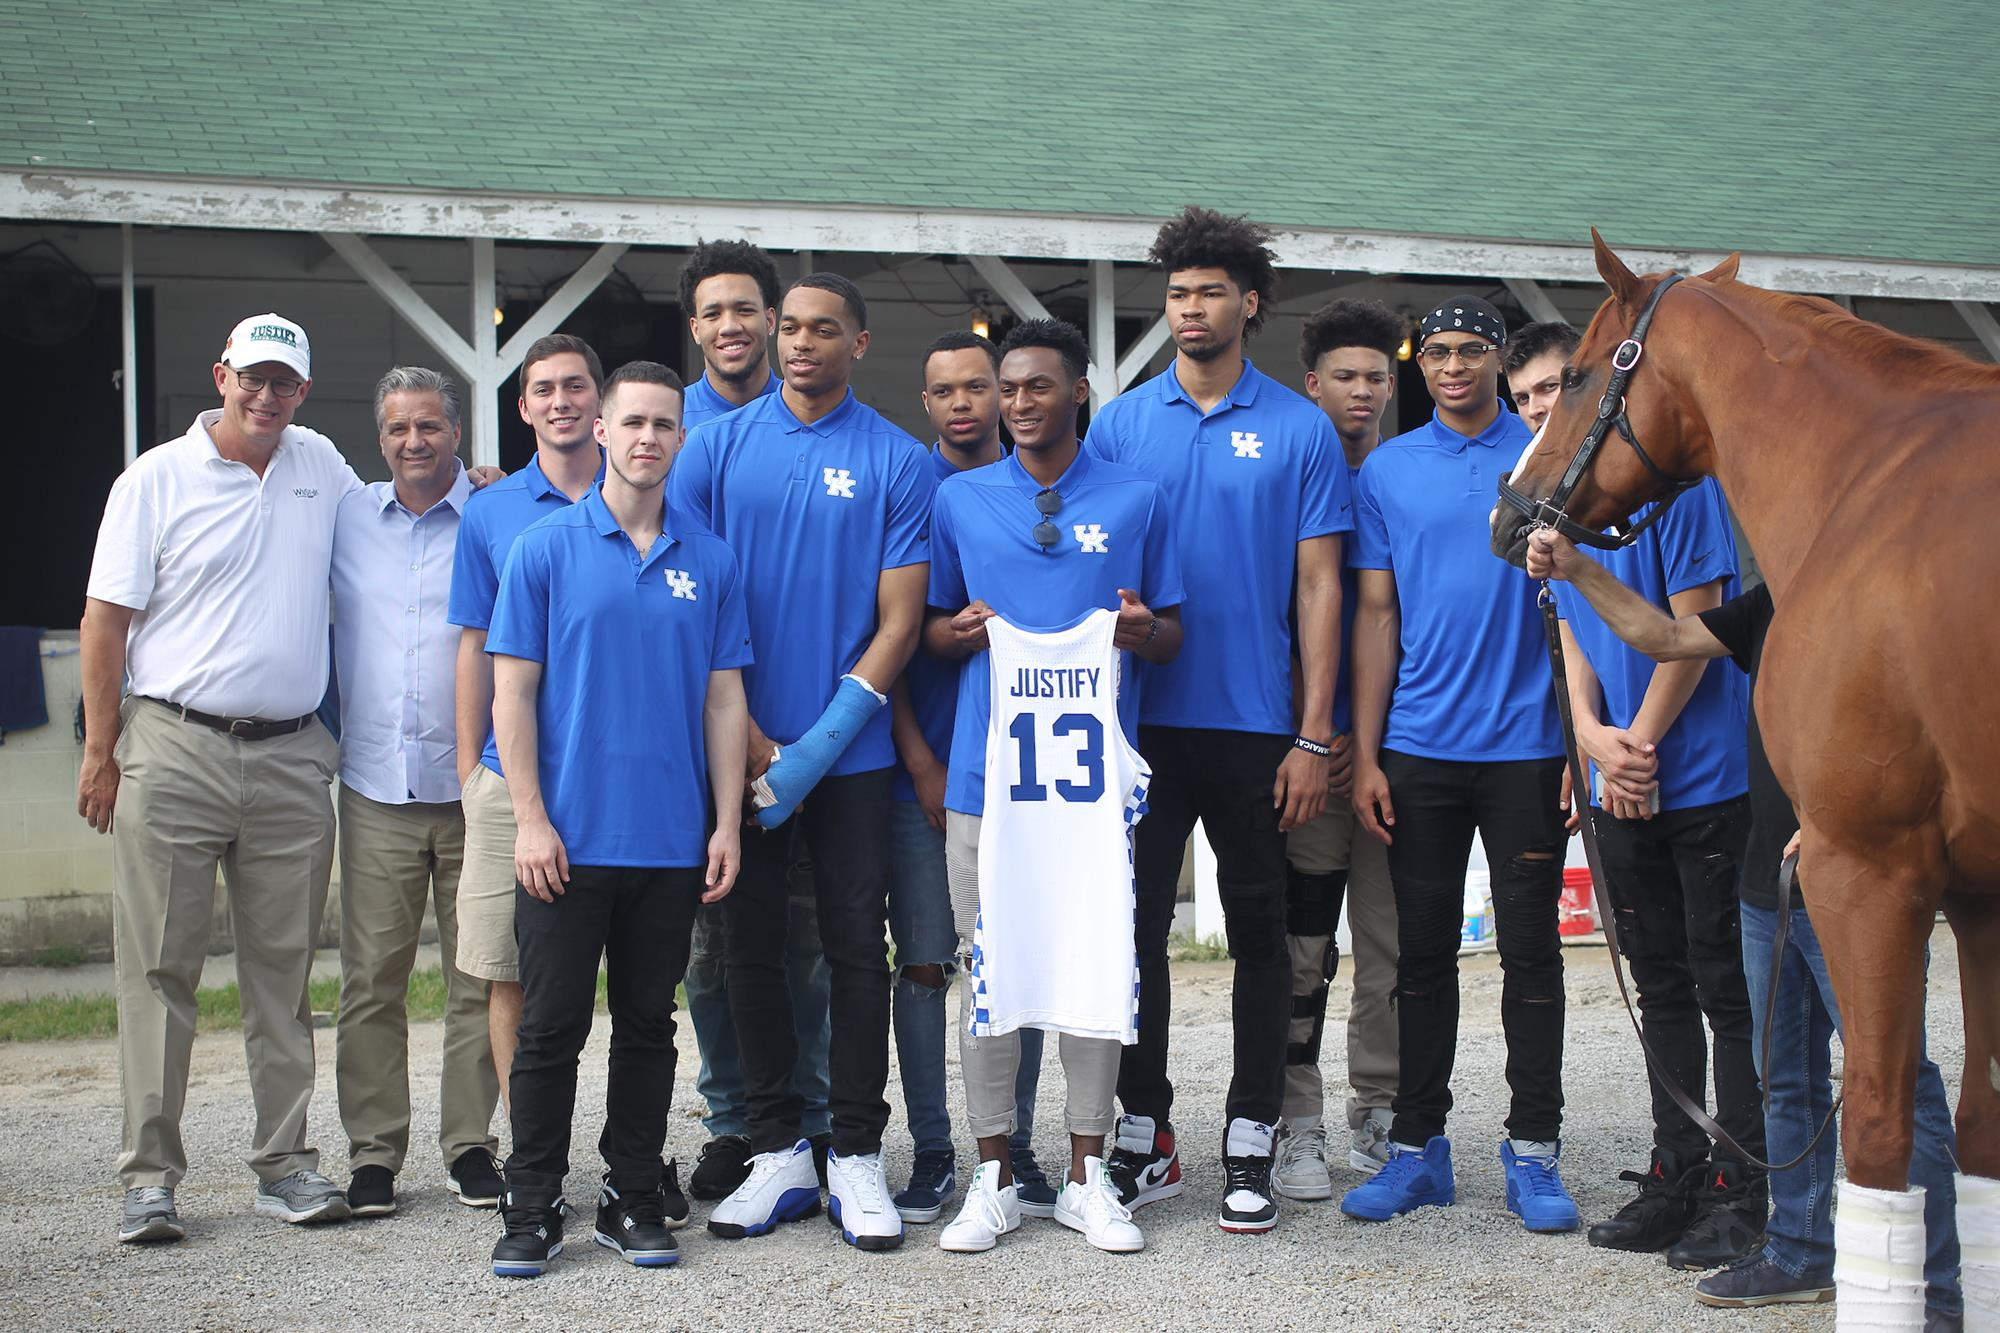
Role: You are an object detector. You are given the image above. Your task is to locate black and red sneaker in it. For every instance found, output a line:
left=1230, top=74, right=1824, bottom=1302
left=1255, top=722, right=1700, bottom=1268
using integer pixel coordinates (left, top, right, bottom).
left=1105, top=1114, right=1183, bottom=1210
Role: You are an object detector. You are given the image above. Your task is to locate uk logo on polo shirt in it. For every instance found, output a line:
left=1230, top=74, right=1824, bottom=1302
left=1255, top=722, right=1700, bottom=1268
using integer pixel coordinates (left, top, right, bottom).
left=1073, top=523, right=1109, bottom=554
left=1230, top=431, right=1263, bottom=458
left=822, top=467, right=857, bottom=498
left=666, top=568, right=698, bottom=600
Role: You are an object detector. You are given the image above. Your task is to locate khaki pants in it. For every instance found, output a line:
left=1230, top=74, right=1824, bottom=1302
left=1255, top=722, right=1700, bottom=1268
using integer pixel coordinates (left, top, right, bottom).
left=334, top=787, right=498, bottom=1174
left=455, top=764, right=519, bottom=983
left=112, top=696, right=337, bottom=1188
left=945, top=811, right=1120, bottom=1139
left=1285, top=803, right=1398, bottom=1130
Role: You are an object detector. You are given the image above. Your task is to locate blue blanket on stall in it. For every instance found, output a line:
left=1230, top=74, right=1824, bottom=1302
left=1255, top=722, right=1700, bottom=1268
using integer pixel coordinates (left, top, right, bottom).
left=0, top=626, right=48, bottom=741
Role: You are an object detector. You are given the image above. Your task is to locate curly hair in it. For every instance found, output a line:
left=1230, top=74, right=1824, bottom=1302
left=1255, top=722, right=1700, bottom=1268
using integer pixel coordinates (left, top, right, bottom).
left=1502, top=321, right=1582, bottom=375
left=677, top=239, right=781, bottom=315
left=1149, top=206, right=1280, bottom=336
left=1298, top=299, right=1403, bottom=372
left=999, top=317, right=1091, bottom=382
left=923, top=329, right=999, bottom=373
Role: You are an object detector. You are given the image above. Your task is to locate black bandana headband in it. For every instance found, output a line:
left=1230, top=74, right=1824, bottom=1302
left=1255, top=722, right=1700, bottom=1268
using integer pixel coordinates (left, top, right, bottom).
left=1419, top=297, right=1506, bottom=347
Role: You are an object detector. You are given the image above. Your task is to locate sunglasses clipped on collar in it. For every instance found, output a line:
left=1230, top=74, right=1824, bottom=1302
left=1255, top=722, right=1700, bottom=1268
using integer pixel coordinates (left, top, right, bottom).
left=1032, top=487, right=1063, bottom=548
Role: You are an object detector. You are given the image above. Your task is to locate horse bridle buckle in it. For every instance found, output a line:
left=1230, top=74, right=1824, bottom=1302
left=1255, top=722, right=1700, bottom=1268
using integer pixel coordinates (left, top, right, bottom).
left=1612, top=338, right=1645, bottom=372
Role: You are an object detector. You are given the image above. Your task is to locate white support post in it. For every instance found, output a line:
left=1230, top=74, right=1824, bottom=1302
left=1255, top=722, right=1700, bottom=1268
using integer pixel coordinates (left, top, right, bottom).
left=1503, top=276, right=1564, bottom=326
left=1954, top=300, right=2000, bottom=361
left=1088, top=259, right=1117, bottom=409
left=119, top=222, right=137, bottom=468
left=470, top=237, right=498, bottom=467
left=1115, top=315, right=1171, bottom=387
left=967, top=253, right=1114, bottom=390
left=799, top=248, right=815, bottom=277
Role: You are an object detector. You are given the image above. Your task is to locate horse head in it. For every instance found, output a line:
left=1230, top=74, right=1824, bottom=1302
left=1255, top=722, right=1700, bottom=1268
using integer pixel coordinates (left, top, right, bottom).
left=1490, top=232, right=1737, bottom=566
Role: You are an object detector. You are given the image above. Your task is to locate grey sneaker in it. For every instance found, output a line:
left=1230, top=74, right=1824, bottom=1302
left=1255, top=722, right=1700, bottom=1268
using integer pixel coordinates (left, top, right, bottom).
left=119, top=1186, right=186, bottom=1243
left=254, top=1169, right=352, bottom=1225
left=1349, top=1112, right=1393, bottom=1172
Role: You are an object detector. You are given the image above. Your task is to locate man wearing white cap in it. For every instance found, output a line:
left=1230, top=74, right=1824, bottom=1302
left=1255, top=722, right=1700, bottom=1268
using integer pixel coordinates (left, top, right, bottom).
left=83, top=313, right=363, bottom=1242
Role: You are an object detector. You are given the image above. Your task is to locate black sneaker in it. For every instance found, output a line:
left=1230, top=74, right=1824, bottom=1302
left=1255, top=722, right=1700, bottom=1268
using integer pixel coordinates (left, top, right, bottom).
left=660, top=1158, right=690, bottom=1230
left=809, top=1131, right=833, bottom=1190
left=448, top=1148, right=505, bottom=1209
left=892, top=1147, right=957, bottom=1224
left=492, top=1193, right=566, bottom=1279
left=593, top=1175, right=680, bottom=1268
left=1666, top=1160, right=1767, bottom=1271
left=1586, top=1148, right=1703, bottom=1252
left=1695, top=1255, right=1832, bottom=1307
left=348, top=1164, right=396, bottom=1218
left=1010, top=1145, right=1058, bottom=1220
left=1219, top=1118, right=1278, bottom=1234
left=1105, top=1114, right=1183, bottom=1210
left=689, top=1135, right=753, bottom=1201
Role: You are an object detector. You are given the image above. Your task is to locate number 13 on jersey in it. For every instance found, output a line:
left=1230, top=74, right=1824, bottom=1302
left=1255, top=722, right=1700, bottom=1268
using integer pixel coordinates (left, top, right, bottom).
left=1006, top=711, right=1105, bottom=803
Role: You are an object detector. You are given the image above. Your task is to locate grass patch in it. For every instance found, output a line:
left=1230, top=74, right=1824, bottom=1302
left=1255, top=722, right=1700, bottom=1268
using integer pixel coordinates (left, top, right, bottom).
left=1167, top=929, right=1231, bottom=963
left=32, top=944, right=90, bottom=968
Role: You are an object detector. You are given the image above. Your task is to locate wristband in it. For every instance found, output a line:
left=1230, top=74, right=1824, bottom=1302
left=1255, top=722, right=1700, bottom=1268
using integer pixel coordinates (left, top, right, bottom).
left=1292, top=735, right=1332, bottom=758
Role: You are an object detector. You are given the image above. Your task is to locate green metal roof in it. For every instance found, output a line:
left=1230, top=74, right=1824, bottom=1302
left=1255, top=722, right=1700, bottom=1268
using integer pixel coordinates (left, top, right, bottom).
left=4, top=0, right=1997, bottom=268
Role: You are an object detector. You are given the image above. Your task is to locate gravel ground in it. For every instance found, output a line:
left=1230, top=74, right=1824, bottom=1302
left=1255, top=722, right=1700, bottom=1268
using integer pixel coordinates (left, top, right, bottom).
left=0, top=925, right=1964, bottom=1332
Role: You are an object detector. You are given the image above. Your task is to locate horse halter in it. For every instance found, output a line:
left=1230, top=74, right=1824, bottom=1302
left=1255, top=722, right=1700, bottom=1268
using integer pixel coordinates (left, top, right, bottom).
left=1497, top=272, right=1698, bottom=550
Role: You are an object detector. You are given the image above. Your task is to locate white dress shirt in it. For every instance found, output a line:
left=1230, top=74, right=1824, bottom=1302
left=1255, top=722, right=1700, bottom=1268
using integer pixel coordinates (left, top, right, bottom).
left=87, top=410, right=362, bottom=718
left=330, top=464, right=473, bottom=805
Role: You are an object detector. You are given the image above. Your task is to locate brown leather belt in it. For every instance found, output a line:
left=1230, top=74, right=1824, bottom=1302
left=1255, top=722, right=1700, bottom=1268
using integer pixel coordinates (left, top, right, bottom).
left=141, top=696, right=315, bottom=742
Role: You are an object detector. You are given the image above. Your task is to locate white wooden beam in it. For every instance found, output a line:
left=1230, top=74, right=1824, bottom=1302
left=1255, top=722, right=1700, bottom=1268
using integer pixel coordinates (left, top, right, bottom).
left=320, top=231, right=478, bottom=381
left=1503, top=277, right=1564, bottom=325
left=496, top=242, right=627, bottom=368
left=1088, top=259, right=1117, bottom=407
left=1116, top=315, right=1171, bottom=386
left=1953, top=300, right=2000, bottom=361
left=119, top=222, right=137, bottom=467
left=469, top=237, right=499, bottom=467
left=967, top=253, right=1114, bottom=391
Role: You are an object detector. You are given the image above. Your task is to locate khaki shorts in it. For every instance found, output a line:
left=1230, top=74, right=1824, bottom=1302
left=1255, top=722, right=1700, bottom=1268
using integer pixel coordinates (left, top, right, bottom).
left=455, top=763, right=520, bottom=983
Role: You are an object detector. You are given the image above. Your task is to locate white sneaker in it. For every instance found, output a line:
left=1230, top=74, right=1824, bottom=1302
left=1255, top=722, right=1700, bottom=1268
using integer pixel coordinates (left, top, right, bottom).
left=706, top=1140, right=821, bottom=1239
left=1273, top=1117, right=1333, bottom=1201
left=1349, top=1110, right=1393, bottom=1172
left=826, top=1147, right=905, bottom=1251
left=939, top=1160, right=1021, bottom=1253
left=1055, top=1156, right=1144, bottom=1253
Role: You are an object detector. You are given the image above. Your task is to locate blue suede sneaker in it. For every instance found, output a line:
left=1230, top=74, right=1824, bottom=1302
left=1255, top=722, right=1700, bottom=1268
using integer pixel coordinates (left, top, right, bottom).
left=1501, top=1141, right=1580, bottom=1232
left=892, top=1148, right=957, bottom=1224
left=1340, top=1136, right=1454, bottom=1221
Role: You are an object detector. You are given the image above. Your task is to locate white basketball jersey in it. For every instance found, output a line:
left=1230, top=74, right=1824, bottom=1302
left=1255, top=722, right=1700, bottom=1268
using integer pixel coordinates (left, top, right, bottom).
left=968, top=608, right=1147, bottom=1044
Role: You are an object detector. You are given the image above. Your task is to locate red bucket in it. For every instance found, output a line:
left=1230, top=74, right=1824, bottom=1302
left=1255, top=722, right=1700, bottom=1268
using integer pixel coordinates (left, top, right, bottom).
left=1559, top=867, right=1599, bottom=937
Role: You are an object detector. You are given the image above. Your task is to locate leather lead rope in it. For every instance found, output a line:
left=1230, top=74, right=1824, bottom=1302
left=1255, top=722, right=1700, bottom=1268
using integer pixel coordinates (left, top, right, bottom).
left=1538, top=583, right=1838, bottom=1172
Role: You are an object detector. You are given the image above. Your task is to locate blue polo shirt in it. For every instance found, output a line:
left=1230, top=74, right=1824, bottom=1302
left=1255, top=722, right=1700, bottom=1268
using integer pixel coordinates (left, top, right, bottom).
left=929, top=447, right=1184, bottom=816
left=1557, top=478, right=1748, bottom=811
left=1085, top=359, right=1350, bottom=735
left=448, top=451, right=604, bottom=775
left=1351, top=404, right=1560, bottom=762
left=669, top=387, right=932, bottom=776
left=895, top=447, right=977, bottom=803
left=1335, top=464, right=1363, bottom=736
left=683, top=367, right=780, bottom=433
left=485, top=487, right=753, bottom=868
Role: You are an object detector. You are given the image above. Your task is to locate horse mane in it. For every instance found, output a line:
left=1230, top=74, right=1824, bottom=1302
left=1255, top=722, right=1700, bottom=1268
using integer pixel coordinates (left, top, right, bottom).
left=1729, top=283, right=2000, bottom=391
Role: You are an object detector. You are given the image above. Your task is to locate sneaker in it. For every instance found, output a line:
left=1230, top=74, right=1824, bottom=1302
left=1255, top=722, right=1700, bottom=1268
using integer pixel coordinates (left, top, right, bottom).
left=118, top=1186, right=185, bottom=1244
left=593, top=1174, right=679, bottom=1267
left=492, top=1192, right=566, bottom=1278
left=1273, top=1117, right=1333, bottom=1202
left=448, top=1148, right=505, bottom=1208
left=1010, top=1145, right=1058, bottom=1220
left=1055, top=1156, right=1144, bottom=1253
left=689, top=1133, right=753, bottom=1201
left=1694, top=1255, right=1834, bottom=1307
left=1220, top=1118, right=1279, bottom=1233
left=1105, top=1114, right=1182, bottom=1210
left=826, top=1147, right=906, bottom=1251
left=939, top=1160, right=1021, bottom=1253
left=1666, top=1160, right=1767, bottom=1270
left=1587, top=1148, right=1703, bottom=1252
left=1340, top=1136, right=1455, bottom=1221
left=660, top=1158, right=690, bottom=1229
left=707, top=1140, right=822, bottom=1239
left=1501, top=1141, right=1580, bottom=1233
left=348, top=1164, right=396, bottom=1218
left=893, top=1147, right=957, bottom=1224
left=1349, top=1110, right=1393, bottom=1172
left=254, top=1169, right=352, bottom=1225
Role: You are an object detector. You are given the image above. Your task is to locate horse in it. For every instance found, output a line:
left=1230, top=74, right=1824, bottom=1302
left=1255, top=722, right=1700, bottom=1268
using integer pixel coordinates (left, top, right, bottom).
left=1490, top=233, right=2000, bottom=1323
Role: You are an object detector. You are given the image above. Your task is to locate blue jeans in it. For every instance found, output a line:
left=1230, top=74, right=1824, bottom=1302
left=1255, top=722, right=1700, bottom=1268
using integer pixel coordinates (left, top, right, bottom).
left=887, top=800, right=1046, bottom=1157
left=1740, top=900, right=1961, bottom=1316
left=686, top=870, right=832, bottom=1139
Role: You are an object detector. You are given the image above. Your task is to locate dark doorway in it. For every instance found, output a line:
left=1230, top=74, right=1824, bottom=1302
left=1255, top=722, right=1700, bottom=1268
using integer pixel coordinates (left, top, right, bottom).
left=494, top=281, right=684, bottom=473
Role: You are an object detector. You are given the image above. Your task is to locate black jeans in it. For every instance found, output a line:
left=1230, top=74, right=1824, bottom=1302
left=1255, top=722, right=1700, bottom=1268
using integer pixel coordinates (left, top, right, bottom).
left=1593, top=794, right=1765, bottom=1168
left=724, top=767, right=893, bottom=1156
left=506, top=863, right=703, bottom=1202
left=1123, top=726, right=1292, bottom=1128
left=1380, top=750, right=1567, bottom=1146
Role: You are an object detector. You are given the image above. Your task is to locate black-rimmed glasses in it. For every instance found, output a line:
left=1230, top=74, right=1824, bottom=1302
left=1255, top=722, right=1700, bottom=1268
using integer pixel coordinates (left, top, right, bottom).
left=1032, top=488, right=1062, bottom=548
left=233, top=369, right=306, bottom=398
left=1417, top=342, right=1498, bottom=368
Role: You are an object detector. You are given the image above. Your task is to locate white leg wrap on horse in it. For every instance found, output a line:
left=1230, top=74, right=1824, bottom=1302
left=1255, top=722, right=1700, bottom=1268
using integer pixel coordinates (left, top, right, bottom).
left=1960, top=1173, right=2000, bottom=1330
left=1834, top=1181, right=1927, bottom=1331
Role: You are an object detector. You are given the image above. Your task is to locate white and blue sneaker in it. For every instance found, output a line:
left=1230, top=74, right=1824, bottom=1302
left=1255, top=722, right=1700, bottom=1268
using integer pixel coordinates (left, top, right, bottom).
left=826, top=1147, right=906, bottom=1251
left=706, top=1140, right=821, bottom=1239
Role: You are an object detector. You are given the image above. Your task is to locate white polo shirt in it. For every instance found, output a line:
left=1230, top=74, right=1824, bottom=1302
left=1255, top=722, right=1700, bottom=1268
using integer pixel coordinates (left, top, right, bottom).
left=330, top=465, right=472, bottom=805
left=87, top=410, right=361, bottom=719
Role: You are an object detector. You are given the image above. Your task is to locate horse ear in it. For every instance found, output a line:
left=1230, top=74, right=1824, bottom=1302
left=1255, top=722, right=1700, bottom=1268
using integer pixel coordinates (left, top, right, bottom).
left=1697, top=252, right=1742, bottom=284
left=1592, top=228, right=1643, bottom=306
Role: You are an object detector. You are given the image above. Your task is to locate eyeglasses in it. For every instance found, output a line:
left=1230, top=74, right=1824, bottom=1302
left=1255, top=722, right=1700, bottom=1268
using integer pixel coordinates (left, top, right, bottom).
left=233, top=369, right=306, bottom=398
left=1417, top=342, right=1498, bottom=368
left=1032, top=488, right=1062, bottom=548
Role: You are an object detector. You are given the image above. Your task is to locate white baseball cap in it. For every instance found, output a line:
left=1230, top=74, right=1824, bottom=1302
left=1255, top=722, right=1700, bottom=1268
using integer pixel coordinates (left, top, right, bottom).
left=221, top=313, right=312, bottom=380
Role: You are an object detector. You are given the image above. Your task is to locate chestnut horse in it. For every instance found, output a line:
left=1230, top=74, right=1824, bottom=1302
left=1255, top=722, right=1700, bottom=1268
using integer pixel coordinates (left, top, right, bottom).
left=1490, top=236, right=2000, bottom=1206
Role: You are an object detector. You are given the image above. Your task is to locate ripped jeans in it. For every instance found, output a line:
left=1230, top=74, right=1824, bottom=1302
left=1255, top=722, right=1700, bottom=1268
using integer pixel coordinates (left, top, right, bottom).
left=1378, top=750, right=1567, bottom=1146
